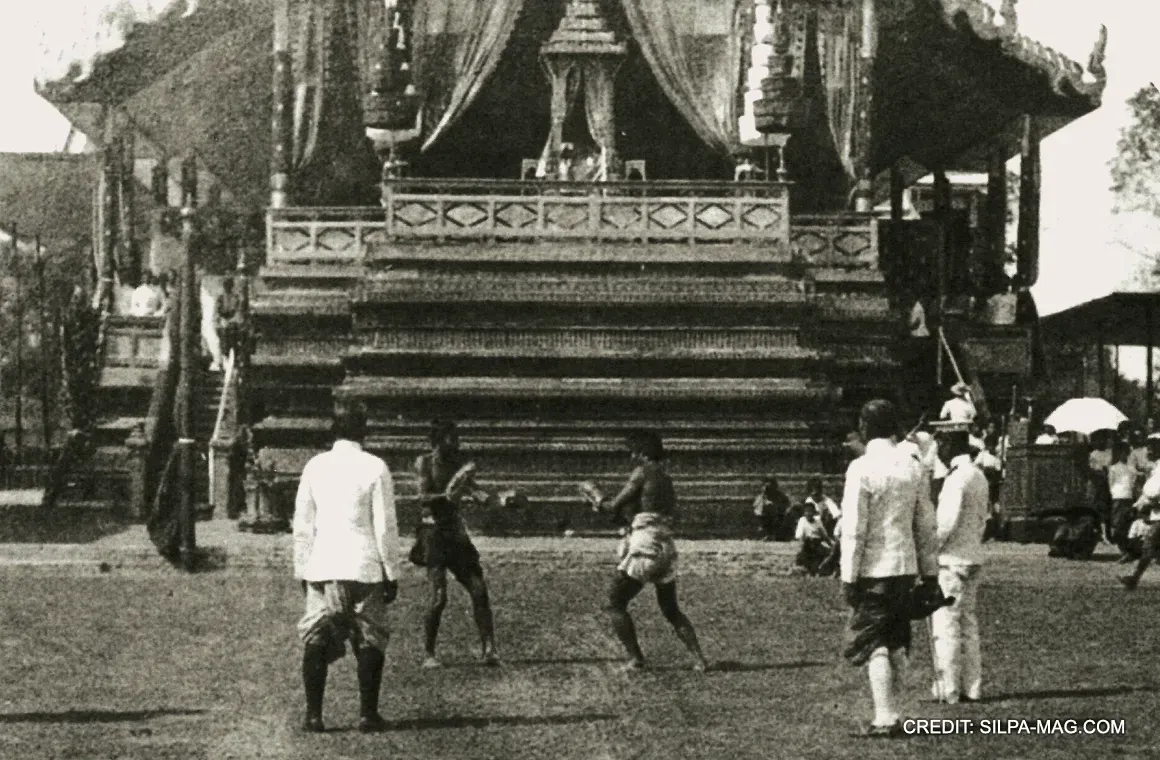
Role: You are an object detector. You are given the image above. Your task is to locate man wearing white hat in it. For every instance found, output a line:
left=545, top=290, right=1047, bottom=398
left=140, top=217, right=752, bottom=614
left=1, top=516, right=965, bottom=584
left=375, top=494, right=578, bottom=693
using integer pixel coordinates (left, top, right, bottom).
left=928, top=421, right=990, bottom=703
left=940, top=383, right=977, bottom=425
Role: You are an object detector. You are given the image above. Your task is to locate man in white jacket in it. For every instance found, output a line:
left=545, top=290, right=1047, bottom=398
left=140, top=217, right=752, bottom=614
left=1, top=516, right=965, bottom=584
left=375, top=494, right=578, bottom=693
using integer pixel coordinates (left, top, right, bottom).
left=293, top=405, right=401, bottom=733
left=841, top=399, right=940, bottom=737
left=929, top=421, right=990, bottom=704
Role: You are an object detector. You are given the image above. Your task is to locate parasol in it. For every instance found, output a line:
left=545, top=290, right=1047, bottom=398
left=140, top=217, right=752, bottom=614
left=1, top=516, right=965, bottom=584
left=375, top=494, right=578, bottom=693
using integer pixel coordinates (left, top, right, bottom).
left=1042, top=398, right=1128, bottom=436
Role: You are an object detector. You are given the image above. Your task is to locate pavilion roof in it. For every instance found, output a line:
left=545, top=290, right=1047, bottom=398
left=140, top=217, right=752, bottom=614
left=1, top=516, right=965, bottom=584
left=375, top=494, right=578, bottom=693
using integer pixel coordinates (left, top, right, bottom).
left=1040, top=292, right=1160, bottom=349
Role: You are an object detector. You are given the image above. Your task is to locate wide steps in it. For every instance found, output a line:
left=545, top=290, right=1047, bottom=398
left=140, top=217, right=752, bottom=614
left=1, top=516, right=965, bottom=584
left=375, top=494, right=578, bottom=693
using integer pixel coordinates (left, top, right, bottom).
left=336, top=376, right=837, bottom=402
left=353, top=273, right=810, bottom=307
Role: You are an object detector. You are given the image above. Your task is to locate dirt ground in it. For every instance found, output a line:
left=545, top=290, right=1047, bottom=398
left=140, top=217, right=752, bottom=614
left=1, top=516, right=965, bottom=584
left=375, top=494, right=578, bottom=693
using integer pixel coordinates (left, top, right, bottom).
left=0, top=552, right=1157, bottom=760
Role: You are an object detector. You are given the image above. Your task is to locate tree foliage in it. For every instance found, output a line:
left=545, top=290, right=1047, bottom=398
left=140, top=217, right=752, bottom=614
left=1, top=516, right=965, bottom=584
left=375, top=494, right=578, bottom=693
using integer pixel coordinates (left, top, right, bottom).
left=1110, top=84, right=1160, bottom=219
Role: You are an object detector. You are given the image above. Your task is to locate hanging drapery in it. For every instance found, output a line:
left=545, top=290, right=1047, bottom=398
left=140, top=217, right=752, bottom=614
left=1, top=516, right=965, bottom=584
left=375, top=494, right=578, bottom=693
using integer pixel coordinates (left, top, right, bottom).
left=411, top=0, right=526, bottom=153
left=583, top=59, right=617, bottom=161
left=289, top=0, right=380, bottom=203
left=814, top=3, right=860, bottom=178
left=618, top=0, right=747, bottom=156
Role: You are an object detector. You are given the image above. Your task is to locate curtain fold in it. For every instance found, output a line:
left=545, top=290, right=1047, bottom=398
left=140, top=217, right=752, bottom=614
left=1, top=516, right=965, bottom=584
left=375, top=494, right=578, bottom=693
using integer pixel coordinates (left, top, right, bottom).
left=815, top=4, right=860, bottom=178
left=618, top=0, right=746, bottom=156
left=583, top=59, right=617, bottom=160
left=412, top=0, right=526, bottom=153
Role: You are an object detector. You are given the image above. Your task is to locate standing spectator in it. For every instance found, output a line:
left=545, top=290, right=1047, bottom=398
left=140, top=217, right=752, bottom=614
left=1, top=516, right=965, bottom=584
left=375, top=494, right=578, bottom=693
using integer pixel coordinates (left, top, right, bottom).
left=1108, top=444, right=1140, bottom=557
left=1089, top=432, right=1114, bottom=540
left=752, top=478, right=790, bottom=541
left=840, top=399, right=940, bottom=737
left=929, top=422, right=990, bottom=704
left=129, top=271, right=165, bottom=317
left=215, top=276, right=242, bottom=359
left=1120, top=459, right=1160, bottom=590
left=293, top=405, right=401, bottom=733
left=1128, top=431, right=1151, bottom=477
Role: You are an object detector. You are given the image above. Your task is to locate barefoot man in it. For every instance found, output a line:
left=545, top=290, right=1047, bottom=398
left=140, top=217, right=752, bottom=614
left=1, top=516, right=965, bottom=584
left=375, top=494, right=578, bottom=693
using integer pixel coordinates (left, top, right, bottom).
left=591, top=430, right=709, bottom=672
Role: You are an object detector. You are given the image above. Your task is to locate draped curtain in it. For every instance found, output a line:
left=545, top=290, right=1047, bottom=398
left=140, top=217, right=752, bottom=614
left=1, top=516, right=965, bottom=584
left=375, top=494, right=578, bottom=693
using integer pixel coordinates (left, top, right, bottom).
left=815, top=4, right=861, bottom=179
left=583, top=59, right=618, bottom=159
left=619, top=0, right=746, bottom=156
left=412, top=0, right=526, bottom=153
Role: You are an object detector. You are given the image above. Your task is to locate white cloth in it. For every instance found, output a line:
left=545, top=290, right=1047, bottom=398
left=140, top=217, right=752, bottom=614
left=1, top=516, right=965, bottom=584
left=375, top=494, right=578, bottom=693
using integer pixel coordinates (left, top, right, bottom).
left=293, top=440, right=401, bottom=583
left=1034, top=433, right=1059, bottom=445
left=805, top=494, right=840, bottom=521
left=974, top=449, right=1000, bottom=472
left=200, top=286, right=223, bottom=367
left=616, top=512, right=677, bottom=585
left=1108, top=462, right=1138, bottom=501
left=839, top=438, right=940, bottom=584
left=795, top=516, right=827, bottom=541
left=1134, top=465, right=1160, bottom=522
left=129, top=284, right=165, bottom=316
left=940, top=397, right=977, bottom=424
left=899, top=432, right=948, bottom=480
left=1129, top=518, right=1149, bottom=540
left=936, top=455, right=990, bottom=567
left=909, top=301, right=929, bottom=337
left=931, top=564, right=982, bottom=702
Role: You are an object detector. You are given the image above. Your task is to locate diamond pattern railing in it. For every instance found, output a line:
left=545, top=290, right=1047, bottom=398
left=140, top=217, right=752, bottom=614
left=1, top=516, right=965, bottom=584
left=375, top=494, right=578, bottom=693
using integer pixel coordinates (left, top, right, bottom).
left=267, top=179, right=801, bottom=263
left=790, top=213, right=879, bottom=269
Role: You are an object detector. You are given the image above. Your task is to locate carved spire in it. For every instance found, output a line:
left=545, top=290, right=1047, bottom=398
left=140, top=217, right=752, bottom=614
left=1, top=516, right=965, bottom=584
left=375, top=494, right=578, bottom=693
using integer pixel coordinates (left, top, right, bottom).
left=1000, top=0, right=1017, bottom=30
left=1087, top=24, right=1108, bottom=82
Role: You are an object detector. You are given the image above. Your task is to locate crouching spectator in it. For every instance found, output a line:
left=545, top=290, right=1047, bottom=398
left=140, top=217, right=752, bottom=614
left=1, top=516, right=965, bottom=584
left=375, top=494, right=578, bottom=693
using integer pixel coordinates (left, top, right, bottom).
left=753, top=478, right=790, bottom=541
left=794, top=502, right=835, bottom=575
left=1047, top=507, right=1101, bottom=561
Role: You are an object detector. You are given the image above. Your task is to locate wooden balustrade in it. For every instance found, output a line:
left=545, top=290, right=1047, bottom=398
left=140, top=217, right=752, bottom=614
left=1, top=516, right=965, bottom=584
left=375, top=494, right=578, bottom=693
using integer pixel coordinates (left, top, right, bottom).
left=790, top=213, right=879, bottom=269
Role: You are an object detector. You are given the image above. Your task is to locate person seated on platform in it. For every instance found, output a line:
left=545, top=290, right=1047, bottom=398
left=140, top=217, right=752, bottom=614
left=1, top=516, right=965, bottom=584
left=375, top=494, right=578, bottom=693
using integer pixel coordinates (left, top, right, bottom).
left=130, top=270, right=166, bottom=317
left=1034, top=424, right=1060, bottom=445
left=215, top=276, right=242, bottom=359
left=794, top=502, right=834, bottom=576
left=752, top=477, right=790, bottom=541
left=557, top=143, right=576, bottom=182
left=940, top=383, right=977, bottom=425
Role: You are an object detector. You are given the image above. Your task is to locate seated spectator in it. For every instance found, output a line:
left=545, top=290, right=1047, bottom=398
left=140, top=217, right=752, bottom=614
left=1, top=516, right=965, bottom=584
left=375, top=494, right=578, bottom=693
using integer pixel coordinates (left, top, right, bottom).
left=129, top=271, right=166, bottom=317
left=940, top=382, right=977, bottom=424
left=793, top=503, right=833, bottom=576
left=752, top=478, right=790, bottom=541
left=1035, top=424, right=1060, bottom=445
left=1048, top=508, right=1101, bottom=561
left=803, top=477, right=840, bottom=537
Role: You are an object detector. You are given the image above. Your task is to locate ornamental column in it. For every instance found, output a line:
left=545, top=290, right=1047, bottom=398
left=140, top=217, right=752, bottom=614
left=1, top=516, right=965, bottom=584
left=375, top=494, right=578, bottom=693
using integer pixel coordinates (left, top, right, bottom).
left=852, top=0, right=877, bottom=211
left=1015, top=114, right=1040, bottom=287
left=984, top=142, right=1007, bottom=293
left=270, top=0, right=294, bottom=208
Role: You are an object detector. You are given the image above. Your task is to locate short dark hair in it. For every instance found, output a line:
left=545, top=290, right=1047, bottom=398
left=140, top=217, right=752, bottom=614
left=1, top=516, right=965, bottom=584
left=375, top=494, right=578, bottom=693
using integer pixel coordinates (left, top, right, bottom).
left=332, top=403, right=368, bottom=442
left=860, top=399, right=899, bottom=442
left=429, top=419, right=457, bottom=446
left=627, top=429, right=665, bottom=461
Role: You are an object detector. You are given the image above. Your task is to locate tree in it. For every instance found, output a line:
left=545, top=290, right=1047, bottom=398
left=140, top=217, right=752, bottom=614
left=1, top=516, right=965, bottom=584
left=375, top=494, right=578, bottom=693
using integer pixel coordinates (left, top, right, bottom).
left=1110, top=84, right=1160, bottom=221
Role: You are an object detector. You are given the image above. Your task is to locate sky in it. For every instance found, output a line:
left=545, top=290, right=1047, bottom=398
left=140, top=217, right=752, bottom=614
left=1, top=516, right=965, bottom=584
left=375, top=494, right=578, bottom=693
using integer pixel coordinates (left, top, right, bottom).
left=0, top=1, right=1158, bottom=318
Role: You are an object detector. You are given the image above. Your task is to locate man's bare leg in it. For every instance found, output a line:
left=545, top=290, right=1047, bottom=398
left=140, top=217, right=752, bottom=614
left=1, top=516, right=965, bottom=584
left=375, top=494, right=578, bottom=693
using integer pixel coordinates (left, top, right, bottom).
left=607, top=573, right=646, bottom=668
left=656, top=582, right=709, bottom=671
left=423, top=566, right=448, bottom=667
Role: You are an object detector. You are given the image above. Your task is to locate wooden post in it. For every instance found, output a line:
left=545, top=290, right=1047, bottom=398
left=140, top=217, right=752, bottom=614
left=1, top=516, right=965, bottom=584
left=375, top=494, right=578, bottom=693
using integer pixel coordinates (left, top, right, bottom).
left=1148, top=305, right=1155, bottom=427
left=36, top=235, right=52, bottom=452
left=1097, top=325, right=1105, bottom=398
left=98, top=124, right=119, bottom=315
left=271, top=0, right=293, bottom=208
left=1016, top=114, right=1040, bottom=287
left=10, top=224, right=22, bottom=462
left=852, top=0, right=877, bottom=212
left=177, top=158, right=198, bottom=571
left=889, top=164, right=903, bottom=223
left=121, top=130, right=138, bottom=285
left=1114, top=344, right=1120, bottom=405
left=985, top=142, right=1006, bottom=291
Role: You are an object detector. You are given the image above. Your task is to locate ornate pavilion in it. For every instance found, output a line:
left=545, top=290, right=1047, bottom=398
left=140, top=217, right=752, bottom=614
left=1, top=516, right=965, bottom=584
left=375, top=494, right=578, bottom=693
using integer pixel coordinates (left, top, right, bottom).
left=37, top=0, right=1106, bottom=538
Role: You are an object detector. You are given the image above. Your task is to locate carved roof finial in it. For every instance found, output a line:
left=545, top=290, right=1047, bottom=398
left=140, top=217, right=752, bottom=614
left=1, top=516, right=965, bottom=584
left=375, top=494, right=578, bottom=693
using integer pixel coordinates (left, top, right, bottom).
left=1087, top=24, right=1108, bottom=82
left=1000, top=0, right=1017, bottom=30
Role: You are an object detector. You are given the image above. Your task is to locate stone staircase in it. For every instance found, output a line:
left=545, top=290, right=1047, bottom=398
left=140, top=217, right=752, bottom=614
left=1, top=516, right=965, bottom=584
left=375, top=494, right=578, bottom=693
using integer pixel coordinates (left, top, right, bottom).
left=248, top=224, right=900, bottom=537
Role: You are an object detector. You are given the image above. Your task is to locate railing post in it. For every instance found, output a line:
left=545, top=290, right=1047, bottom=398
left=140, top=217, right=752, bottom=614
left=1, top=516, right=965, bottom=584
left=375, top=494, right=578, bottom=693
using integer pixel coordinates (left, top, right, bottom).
left=126, top=422, right=150, bottom=520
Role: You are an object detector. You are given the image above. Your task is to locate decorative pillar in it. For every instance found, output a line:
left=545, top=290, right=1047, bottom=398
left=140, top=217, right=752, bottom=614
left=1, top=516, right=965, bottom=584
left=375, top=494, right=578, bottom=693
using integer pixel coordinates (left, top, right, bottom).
left=126, top=421, right=150, bottom=520
left=889, top=164, right=904, bottom=223
left=176, top=158, right=198, bottom=570
left=1016, top=114, right=1040, bottom=287
left=985, top=142, right=1007, bottom=291
left=270, top=0, right=293, bottom=208
left=151, top=159, right=169, bottom=207
left=852, top=0, right=877, bottom=211
left=119, top=130, right=138, bottom=285
left=98, top=112, right=120, bottom=316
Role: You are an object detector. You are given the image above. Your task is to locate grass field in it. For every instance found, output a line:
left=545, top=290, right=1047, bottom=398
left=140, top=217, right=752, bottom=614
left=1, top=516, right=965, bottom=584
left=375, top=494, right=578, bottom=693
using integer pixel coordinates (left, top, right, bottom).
left=1, top=555, right=1158, bottom=760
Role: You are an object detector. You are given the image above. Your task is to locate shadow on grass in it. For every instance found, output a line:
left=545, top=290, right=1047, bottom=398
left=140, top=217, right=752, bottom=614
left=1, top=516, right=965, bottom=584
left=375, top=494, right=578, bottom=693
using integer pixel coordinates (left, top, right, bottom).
left=0, top=508, right=136, bottom=544
left=514, top=656, right=621, bottom=666
left=713, top=660, right=828, bottom=673
left=982, top=685, right=1154, bottom=703
left=332, top=712, right=618, bottom=733
left=0, top=708, right=207, bottom=724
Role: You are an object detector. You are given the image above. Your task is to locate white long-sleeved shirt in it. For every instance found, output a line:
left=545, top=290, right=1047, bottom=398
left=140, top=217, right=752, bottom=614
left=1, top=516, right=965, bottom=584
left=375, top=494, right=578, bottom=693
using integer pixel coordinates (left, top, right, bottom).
left=840, top=438, right=940, bottom=583
left=935, top=454, right=990, bottom=567
left=1134, top=465, right=1160, bottom=522
left=293, top=440, right=401, bottom=583
left=940, top=397, right=977, bottom=424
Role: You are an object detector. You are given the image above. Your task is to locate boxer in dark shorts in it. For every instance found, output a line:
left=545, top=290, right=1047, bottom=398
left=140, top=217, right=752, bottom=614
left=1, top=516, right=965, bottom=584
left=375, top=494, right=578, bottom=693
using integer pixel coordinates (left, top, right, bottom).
left=597, top=430, right=708, bottom=672
left=411, top=420, right=498, bottom=667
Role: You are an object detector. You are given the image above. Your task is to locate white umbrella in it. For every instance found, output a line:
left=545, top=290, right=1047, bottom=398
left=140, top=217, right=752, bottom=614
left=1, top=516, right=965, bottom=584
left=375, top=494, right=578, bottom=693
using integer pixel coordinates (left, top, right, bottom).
left=1043, top=398, right=1128, bottom=436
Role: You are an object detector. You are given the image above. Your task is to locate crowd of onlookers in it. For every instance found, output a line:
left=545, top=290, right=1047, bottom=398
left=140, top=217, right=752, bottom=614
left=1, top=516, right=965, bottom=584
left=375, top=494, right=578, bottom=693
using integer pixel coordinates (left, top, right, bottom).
left=124, top=272, right=243, bottom=371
